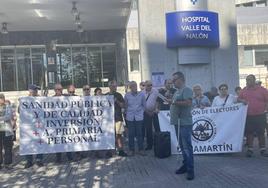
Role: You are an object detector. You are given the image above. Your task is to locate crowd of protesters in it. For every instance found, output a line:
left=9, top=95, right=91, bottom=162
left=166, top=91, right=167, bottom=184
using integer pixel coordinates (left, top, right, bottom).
left=0, top=73, right=268, bottom=181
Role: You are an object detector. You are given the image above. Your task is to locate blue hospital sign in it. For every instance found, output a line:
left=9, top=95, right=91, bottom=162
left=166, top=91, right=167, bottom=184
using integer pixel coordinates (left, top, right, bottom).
left=166, top=11, right=219, bottom=48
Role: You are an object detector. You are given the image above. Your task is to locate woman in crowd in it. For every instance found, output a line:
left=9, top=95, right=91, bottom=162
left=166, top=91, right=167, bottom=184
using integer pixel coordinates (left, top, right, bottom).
left=0, top=94, right=14, bottom=169
left=212, top=84, right=237, bottom=107
left=192, top=84, right=211, bottom=109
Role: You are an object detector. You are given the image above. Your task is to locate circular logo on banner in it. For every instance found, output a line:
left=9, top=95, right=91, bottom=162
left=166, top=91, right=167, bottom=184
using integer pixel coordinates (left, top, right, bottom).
left=192, top=116, right=216, bottom=143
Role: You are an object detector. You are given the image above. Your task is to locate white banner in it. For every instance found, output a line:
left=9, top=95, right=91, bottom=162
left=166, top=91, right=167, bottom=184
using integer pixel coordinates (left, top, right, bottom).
left=19, top=96, right=115, bottom=155
left=158, top=104, right=248, bottom=154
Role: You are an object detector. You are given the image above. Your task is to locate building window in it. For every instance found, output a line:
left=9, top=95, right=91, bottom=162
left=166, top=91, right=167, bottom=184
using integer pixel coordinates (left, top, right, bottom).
left=131, top=0, right=138, bottom=10
left=87, top=47, right=102, bottom=87
left=102, top=46, right=116, bottom=86
left=32, top=47, right=45, bottom=87
left=255, top=47, right=268, bottom=66
left=56, top=47, right=72, bottom=87
left=1, top=48, right=16, bottom=91
left=241, top=47, right=254, bottom=67
left=256, top=0, right=267, bottom=7
left=0, top=44, right=117, bottom=91
left=240, top=45, right=268, bottom=68
left=16, top=47, right=31, bottom=91
left=243, top=2, right=254, bottom=7
left=129, top=50, right=140, bottom=72
left=56, top=44, right=116, bottom=88
left=72, top=46, right=88, bottom=88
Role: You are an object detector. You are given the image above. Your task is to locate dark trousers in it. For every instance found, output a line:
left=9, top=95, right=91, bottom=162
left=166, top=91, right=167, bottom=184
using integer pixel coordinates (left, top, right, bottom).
left=26, top=154, right=43, bottom=164
left=144, top=113, right=160, bottom=148
left=56, top=152, right=73, bottom=161
left=245, top=114, right=266, bottom=149
left=0, top=132, right=13, bottom=165
left=127, top=120, right=144, bottom=151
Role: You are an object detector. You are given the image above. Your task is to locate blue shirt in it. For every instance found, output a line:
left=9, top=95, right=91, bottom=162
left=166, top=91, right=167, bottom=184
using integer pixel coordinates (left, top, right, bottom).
left=124, top=91, right=146, bottom=121
left=192, top=95, right=211, bottom=108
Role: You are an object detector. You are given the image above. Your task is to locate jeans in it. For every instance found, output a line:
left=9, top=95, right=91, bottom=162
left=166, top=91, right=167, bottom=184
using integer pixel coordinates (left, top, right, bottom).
left=127, top=120, right=144, bottom=151
left=26, top=154, right=43, bottom=163
left=178, top=125, right=194, bottom=173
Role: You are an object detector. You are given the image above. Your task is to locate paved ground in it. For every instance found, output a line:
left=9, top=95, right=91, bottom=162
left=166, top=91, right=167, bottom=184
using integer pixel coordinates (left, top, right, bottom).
left=1, top=141, right=268, bottom=188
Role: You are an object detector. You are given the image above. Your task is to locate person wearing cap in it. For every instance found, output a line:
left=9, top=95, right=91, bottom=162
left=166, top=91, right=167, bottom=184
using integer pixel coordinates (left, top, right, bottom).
left=24, top=84, right=44, bottom=168
left=0, top=94, right=14, bottom=169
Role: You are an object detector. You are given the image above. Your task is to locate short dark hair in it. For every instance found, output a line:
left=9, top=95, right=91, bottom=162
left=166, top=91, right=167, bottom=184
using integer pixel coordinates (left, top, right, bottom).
left=94, top=87, right=102, bottom=94
left=246, top=74, right=256, bottom=81
left=235, top=86, right=241, bottom=92
left=218, top=84, right=228, bottom=90
left=172, top=71, right=185, bottom=81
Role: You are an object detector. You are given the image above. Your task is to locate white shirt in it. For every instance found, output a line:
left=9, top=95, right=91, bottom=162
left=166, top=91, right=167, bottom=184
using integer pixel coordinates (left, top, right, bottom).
left=212, top=94, right=237, bottom=107
left=142, top=88, right=159, bottom=112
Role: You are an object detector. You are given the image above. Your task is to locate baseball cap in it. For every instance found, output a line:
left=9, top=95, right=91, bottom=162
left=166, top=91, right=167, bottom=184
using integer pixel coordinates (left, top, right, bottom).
left=28, top=84, right=41, bottom=90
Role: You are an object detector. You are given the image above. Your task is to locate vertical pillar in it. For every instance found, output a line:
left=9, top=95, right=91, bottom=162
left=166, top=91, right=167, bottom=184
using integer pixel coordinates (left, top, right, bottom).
left=175, top=0, right=211, bottom=65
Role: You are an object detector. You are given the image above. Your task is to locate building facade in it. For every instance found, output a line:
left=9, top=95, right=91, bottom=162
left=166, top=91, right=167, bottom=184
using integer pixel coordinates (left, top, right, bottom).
left=127, top=0, right=239, bottom=92
left=236, top=0, right=268, bottom=87
left=0, top=1, right=131, bottom=92
left=126, top=0, right=268, bottom=89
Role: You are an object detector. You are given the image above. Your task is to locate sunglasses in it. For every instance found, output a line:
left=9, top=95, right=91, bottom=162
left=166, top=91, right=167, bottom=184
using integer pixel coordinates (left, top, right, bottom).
left=220, top=88, right=227, bottom=91
left=83, top=88, right=90, bottom=91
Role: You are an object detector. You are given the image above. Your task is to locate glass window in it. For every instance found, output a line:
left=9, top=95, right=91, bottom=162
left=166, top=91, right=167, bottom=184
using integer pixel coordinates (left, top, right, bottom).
left=131, top=0, right=138, bottom=10
left=56, top=47, right=72, bottom=87
left=16, top=47, right=31, bottom=90
left=72, top=46, right=87, bottom=88
left=129, top=50, right=140, bottom=72
left=243, top=2, right=254, bottom=7
left=102, top=46, right=116, bottom=86
left=256, top=0, right=267, bottom=7
left=1, top=48, right=16, bottom=91
left=87, top=47, right=102, bottom=87
left=241, top=47, right=253, bottom=67
left=32, top=47, right=45, bottom=87
left=255, top=47, right=268, bottom=66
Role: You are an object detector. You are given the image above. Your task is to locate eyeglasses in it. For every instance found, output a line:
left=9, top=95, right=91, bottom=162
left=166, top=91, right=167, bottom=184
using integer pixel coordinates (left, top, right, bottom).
left=83, top=88, right=90, bottom=91
left=146, top=84, right=152, bottom=87
left=220, top=87, right=227, bottom=91
left=69, top=91, right=75, bottom=94
left=55, top=88, right=62, bottom=91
